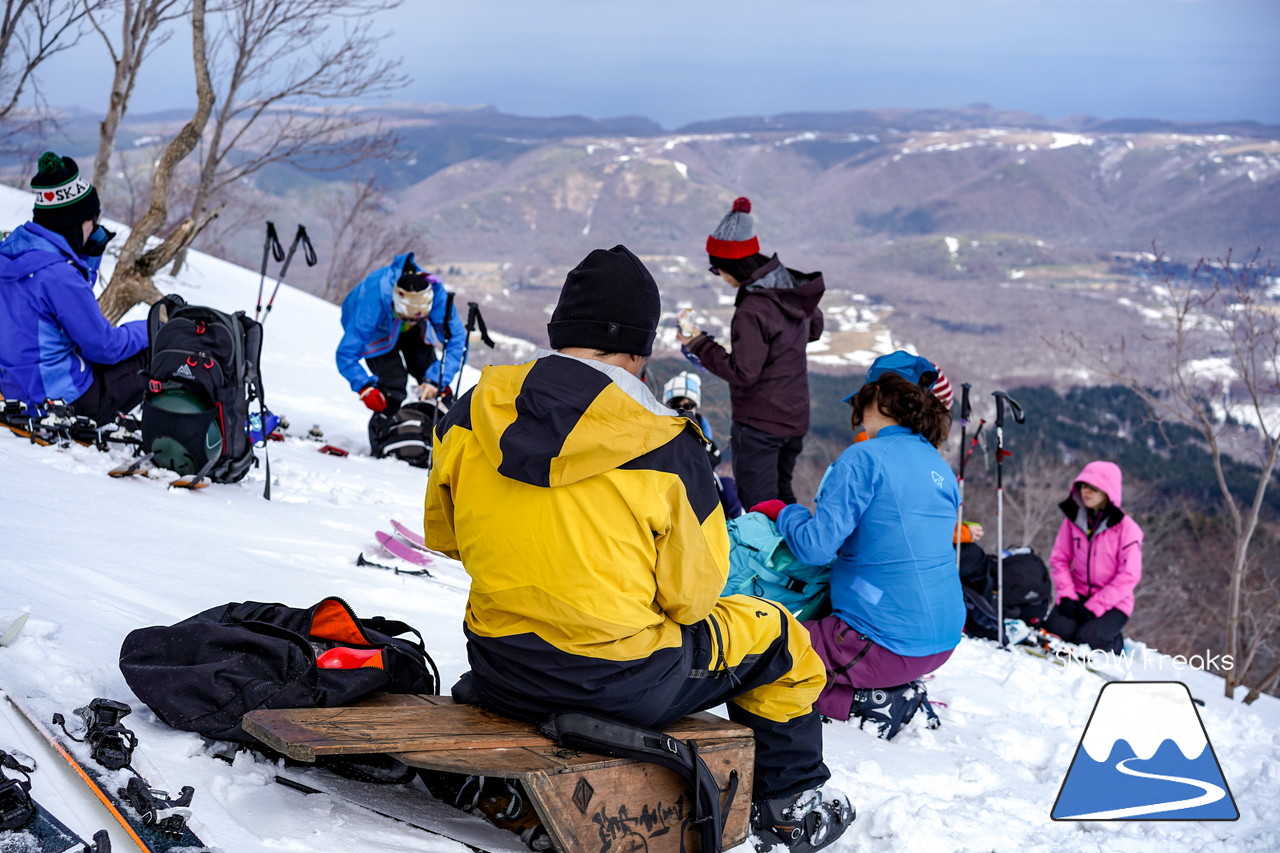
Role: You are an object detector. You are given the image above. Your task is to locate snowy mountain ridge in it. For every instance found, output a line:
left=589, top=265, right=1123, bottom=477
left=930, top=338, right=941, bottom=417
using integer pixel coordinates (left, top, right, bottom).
left=1, top=183, right=1278, bottom=852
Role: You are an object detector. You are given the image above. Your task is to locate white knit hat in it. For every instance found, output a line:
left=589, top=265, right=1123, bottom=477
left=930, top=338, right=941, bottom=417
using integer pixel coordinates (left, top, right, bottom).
left=662, top=371, right=702, bottom=408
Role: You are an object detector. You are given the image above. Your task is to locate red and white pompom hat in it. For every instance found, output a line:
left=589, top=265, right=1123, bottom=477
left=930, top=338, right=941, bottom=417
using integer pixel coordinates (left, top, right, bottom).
left=706, top=197, right=759, bottom=260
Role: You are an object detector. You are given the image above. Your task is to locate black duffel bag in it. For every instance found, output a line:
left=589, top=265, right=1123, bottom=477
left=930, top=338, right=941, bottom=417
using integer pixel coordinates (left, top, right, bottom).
left=119, top=596, right=439, bottom=743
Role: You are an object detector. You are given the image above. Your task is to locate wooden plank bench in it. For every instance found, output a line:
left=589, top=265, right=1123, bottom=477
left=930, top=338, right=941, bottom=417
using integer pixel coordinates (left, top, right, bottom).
left=244, top=695, right=754, bottom=853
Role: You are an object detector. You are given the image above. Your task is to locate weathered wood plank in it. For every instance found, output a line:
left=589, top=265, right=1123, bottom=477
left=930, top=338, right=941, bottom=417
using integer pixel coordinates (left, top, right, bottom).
left=395, top=738, right=745, bottom=777
left=243, top=697, right=749, bottom=761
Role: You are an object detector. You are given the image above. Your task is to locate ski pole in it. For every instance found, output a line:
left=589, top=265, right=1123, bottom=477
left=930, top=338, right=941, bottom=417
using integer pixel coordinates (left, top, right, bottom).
left=956, top=382, right=972, bottom=572
left=460, top=301, right=495, bottom=384
left=254, top=223, right=285, bottom=322
left=428, top=291, right=458, bottom=467
left=992, top=390, right=1025, bottom=647
left=261, top=225, right=317, bottom=324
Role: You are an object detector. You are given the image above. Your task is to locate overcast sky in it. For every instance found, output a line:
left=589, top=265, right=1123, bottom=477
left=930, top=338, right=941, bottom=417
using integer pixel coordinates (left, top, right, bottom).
left=37, top=0, right=1280, bottom=128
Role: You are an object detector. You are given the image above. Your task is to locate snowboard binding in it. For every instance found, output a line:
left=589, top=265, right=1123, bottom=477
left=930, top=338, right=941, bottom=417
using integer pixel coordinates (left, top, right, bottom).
left=118, top=775, right=194, bottom=838
left=55, top=697, right=139, bottom=771
left=0, top=749, right=36, bottom=831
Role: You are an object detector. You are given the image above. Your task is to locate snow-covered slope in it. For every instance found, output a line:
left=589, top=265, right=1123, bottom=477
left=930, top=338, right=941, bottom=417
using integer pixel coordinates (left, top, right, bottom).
left=1, top=183, right=1278, bottom=852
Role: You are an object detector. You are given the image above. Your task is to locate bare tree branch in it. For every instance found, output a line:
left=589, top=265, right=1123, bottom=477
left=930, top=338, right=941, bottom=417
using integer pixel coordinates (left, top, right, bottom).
left=1059, top=245, right=1280, bottom=699
left=85, top=0, right=190, bottom=193
left=168, top=0, right=407, bottom=275
left=0, top=0, right=102, bottom=146
left=97, top=0, right=214, bottom=322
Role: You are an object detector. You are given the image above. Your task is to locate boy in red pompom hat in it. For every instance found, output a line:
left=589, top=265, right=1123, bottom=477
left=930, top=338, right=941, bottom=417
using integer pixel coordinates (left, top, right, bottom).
left=677, top=196, right=825, bottom=509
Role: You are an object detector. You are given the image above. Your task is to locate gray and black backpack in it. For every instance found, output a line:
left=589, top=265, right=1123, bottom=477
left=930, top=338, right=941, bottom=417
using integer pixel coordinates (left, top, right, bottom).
left=141, top=294, right=265, bottom=485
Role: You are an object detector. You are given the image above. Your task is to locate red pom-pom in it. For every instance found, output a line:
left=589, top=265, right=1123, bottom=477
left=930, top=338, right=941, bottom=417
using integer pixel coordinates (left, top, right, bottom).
left=731, top=197, right=751, bottom=214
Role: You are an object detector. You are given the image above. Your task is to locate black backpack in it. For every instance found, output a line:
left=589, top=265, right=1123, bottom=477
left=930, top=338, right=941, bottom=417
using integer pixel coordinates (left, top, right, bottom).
left=990, top=546, right=1053, bottom=624
left=369, top=399, right=446, bottom=469
left=141, top=295, right=264, bottom=484
left=118, top=597, right=440, bottom=744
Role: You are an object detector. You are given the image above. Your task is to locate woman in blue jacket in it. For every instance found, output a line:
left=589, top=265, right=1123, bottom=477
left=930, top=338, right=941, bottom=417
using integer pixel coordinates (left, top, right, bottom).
left=0, top=152, right=144, bottom=422
left=335, top=253, right=465, bottom=450
left=769, top=364, right=964, bottom=725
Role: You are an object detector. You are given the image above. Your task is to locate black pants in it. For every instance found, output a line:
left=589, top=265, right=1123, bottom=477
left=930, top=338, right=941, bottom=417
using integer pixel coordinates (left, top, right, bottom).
left=730, top=421, right=805, bottom=508
left=69, top=349, right=149, bottom=425
left=458, top=605, right=830, bottom=800
left=1044, top=604, right=1128, bottom=653
left=364, top=321, right=440, bottom=416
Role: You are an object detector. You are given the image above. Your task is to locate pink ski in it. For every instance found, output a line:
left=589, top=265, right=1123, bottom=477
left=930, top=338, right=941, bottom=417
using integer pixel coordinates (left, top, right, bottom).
left=390, top=519, right=427, bottom=550
left=376, top=531, right=432, bottom=567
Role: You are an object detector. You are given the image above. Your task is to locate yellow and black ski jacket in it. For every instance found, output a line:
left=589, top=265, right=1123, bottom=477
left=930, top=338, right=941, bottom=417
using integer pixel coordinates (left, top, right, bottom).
left=424, top=350, right=729, bottom=663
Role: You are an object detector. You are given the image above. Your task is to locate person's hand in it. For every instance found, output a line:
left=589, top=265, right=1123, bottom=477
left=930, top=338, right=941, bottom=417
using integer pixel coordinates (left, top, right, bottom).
left=418, top=382, right=439, bottom=401
left=1055, top=597, right=1082, bottom=620
left=749, top=499, right=787, bottom=521
left=966, top=522, right=985, bottom=541
left=675, top=326, right=703, bottom=346
left=359, top=385, right=387, bottom=412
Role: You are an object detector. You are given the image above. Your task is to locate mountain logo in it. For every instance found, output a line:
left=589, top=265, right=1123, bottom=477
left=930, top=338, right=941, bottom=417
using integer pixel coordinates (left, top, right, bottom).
left=176, top=363, right=195, bottom=380
left=1052, top=681, right=1238, bottom=821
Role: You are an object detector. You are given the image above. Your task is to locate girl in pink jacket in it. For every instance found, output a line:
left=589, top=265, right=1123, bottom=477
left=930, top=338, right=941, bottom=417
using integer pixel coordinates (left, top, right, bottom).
left=1045, top=461, right=1143, bottom=653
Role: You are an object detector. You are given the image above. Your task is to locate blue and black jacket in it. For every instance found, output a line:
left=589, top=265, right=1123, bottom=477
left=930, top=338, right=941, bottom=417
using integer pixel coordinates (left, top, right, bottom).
left=335, top=252, right=466, bottom=393
left=0, top=222, right=147, bottom=414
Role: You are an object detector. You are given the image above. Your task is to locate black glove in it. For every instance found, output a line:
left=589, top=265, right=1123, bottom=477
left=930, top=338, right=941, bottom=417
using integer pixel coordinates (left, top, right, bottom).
left=1056, top=597, right=1083, bottom=620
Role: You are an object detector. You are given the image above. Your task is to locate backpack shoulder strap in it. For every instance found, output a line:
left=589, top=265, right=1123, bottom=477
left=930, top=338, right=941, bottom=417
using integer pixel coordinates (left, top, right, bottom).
left=538, top=712, right=737, bottom=853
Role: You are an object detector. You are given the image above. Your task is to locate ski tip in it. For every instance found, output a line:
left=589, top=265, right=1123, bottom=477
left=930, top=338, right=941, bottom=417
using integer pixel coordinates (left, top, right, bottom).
left=0, top=612, right=30, bottom=646
left=168, top=477, right=210, bottom=490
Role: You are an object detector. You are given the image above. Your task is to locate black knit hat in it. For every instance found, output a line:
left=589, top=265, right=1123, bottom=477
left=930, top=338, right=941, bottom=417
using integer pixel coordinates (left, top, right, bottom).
left=547, top=245, right=660, bottom=357
left=30, top=151, right=101, bottom=237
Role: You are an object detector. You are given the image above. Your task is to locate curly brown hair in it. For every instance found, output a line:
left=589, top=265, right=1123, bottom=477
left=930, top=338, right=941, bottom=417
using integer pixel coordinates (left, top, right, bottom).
left=850, top=372, right=952, bottom=448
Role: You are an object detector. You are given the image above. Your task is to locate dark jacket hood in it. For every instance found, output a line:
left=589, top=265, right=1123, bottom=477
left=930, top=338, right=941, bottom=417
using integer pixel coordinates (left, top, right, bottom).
left=736, top=255, right=824, bottom=320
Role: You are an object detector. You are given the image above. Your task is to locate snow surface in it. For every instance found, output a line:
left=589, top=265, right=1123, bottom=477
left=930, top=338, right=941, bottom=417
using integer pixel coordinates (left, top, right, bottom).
left=3, top=183, right=1280, bottom=852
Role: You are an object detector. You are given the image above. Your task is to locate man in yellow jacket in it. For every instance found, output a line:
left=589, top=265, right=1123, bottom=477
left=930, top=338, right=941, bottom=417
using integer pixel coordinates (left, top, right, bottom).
left=424, top=245, right=853, bottom=853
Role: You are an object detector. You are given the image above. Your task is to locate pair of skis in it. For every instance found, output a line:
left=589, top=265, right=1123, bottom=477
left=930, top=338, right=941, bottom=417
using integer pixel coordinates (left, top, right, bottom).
left=2, top=692, right=211, bottom=853
left=360, top=519, right=450, bottom=578
left=106, top=453, right=212, bottom=490
left=0, top=748, right=111, bottom=852
left=3, top=618, right=112, bottom=851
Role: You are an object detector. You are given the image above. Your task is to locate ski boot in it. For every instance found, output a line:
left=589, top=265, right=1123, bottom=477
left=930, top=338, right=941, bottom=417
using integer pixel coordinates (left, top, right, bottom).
left=750, top=786, right=854, bottom=853
left=850, top=679, right=939, bottom=740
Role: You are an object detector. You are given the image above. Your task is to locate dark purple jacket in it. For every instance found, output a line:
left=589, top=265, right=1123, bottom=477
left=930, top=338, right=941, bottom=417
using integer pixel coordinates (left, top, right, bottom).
left=689, top=256, right=824, bottom=437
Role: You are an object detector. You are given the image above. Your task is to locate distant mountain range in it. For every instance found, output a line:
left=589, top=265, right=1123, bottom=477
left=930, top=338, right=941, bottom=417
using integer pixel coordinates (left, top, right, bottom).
left=5, top=103, right=1278, bottom=385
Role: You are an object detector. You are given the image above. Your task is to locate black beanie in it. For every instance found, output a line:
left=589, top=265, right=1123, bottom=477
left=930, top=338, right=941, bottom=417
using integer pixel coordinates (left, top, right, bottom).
left=547, top=245, right=660, bottom=357
left=30, top=151, right=101, bottom=246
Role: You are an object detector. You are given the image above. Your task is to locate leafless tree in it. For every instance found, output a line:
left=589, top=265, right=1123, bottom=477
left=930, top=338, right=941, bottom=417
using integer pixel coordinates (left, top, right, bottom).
left=97, top=0, right=213, bottom=323
left=0, top=0, right=102, bottom=147
left=1063, top=247, right=1280, bottom=700
left=83, top=0, right=190, bottom=193
left=167, top=0, right=407, bottom=275
left=321, top=174, right=423, bottom=302
left=1002, top=440, right=1077, bottom=551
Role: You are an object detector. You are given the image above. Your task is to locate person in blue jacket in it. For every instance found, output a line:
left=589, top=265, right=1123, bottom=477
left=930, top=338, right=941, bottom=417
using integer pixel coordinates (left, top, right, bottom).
left=0, top=151, right=144, bottom=423
left=335, top=253, right=465, bottom=446
left=753, top=354, right=963, bottom=728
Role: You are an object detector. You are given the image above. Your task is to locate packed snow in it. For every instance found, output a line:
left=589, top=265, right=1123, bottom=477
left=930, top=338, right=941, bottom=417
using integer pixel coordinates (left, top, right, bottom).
left=2, top=183, right=1279, bottom=852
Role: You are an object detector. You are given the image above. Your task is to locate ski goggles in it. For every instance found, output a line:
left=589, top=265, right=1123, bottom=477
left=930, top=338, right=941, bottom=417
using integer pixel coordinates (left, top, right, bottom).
left=393, top=287, right=435, bottom=319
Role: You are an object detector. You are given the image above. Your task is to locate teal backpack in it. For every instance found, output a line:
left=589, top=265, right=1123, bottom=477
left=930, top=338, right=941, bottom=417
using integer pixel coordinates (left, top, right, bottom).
left=723, top=513, right=833, bottom=621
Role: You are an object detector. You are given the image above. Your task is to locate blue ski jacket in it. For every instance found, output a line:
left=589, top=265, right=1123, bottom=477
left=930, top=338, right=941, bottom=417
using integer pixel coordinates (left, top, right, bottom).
left=776, top=425, right=964, bottom=656
left=335, top=252, right=466, bottom=393
left=0, top=222, right=147, bottom=413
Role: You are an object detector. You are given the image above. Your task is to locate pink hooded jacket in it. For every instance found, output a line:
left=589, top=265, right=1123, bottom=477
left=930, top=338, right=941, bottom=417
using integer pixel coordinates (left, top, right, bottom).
left=1049, top=461, right=1143, bottom=617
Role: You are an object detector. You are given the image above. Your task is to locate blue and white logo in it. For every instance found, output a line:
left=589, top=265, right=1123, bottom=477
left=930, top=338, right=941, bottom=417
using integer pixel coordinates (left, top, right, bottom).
left=1052, top=681, right=1238, bottom=820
